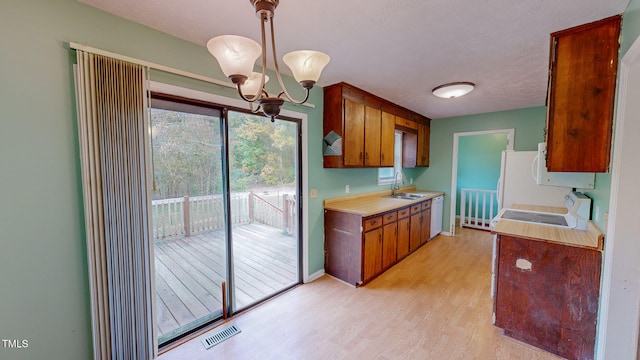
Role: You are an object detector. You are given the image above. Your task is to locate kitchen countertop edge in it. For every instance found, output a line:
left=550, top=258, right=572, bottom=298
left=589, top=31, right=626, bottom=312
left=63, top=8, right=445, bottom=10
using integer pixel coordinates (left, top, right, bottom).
left=324, top=187, right=445, bottom=217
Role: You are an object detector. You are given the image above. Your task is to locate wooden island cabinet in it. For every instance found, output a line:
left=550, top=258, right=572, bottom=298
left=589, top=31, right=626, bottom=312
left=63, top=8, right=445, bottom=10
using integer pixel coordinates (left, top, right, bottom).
left=324, top=193, right=437, bottom=286
left=492, top=204, right=604, bottom=360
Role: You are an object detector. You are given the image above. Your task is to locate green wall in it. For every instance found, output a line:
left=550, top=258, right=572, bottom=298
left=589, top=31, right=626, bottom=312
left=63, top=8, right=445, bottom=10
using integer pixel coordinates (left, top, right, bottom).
left=456, top=133, right=508, bottom=217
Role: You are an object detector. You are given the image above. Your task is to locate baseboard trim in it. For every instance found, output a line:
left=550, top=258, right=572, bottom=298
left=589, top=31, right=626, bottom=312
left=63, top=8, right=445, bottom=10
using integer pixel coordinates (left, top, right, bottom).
left=305, top=269, right=325, bottom=283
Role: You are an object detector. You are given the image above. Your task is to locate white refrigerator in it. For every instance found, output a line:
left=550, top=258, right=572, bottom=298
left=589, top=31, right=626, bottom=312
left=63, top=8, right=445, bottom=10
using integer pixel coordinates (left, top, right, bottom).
left=497, top=150, right=571, bottom=210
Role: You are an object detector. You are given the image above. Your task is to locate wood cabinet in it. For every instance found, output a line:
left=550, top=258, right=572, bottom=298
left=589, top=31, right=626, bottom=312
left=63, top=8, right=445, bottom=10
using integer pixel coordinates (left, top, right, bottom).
left=396, top=207, right=411, bottom=259
left=546, top=15, right=621, bottom=172
left=363, top=217, right=383, bottom=281
left=325, top=199, right=432, bottom=286
left=409, top=203, right=422, bottom=252
left=381, top=211, right=398, bottom=269
left=343, top=98, right=365, bottom=166
left=417, top=122, right=430, bottom=167
left=493, top=234, right=602, bottom=359
left=323, top=82, right=430, bottom=168
left=420, top=200, right=431, bottom=244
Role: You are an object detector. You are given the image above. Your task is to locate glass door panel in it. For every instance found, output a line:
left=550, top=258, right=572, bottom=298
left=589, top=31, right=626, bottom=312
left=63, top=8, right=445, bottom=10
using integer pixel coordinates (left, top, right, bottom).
left=227, top=111, right=301, bottom=311
left=149, top=97, right=227, bottom=345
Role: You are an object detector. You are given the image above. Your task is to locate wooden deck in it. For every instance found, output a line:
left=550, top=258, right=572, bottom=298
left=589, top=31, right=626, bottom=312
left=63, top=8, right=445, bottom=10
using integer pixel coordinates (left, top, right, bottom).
left=154, top=223, right=298, bottom=340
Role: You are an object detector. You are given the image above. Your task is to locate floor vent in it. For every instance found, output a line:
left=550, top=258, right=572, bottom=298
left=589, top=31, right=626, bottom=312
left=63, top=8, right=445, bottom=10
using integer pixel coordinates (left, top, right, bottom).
left=201, top=325, right=241, bottom=349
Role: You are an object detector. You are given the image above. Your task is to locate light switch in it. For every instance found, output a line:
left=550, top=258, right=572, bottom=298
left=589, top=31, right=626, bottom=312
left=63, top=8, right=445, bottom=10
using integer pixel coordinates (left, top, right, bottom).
left=345, top=184, right=350, bottom=193
left=310, top=188, right=318, bottom=198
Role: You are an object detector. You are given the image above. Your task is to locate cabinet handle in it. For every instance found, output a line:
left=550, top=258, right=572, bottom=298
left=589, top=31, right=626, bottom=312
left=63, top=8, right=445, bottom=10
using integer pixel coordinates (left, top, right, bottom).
left=365, top=152, right=369, bottom=161
left=381, top=154, right=384, bottom=162
left=371, top=221, right=377, bottom=225
left=360, top=152, right=363, bottom=160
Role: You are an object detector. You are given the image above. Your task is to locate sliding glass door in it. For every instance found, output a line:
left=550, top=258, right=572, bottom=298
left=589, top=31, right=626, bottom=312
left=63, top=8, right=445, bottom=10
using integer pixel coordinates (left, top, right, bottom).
left=149, top=96, right=301, bottom=346
left=226, top=111, right=301, bottom=311
left=149, top=97, right=227, bottom=345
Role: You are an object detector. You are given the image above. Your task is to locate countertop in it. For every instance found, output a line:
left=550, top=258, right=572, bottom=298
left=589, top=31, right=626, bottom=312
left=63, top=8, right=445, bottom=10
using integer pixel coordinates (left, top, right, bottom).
left=324, top=186, right=445, bottom=217
left=491, top=204, right=604, bottom=251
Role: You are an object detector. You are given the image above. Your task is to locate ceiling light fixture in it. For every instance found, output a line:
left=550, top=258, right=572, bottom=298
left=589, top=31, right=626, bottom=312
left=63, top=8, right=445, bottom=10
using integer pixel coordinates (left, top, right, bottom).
left=207, top=0, right=330, bottom=121
left=432, top=82, right=475, bottom=99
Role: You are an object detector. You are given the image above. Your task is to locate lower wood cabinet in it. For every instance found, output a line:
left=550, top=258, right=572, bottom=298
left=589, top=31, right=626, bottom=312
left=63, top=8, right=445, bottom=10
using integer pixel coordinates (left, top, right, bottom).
left=325, top=200, right=433, bottom=286
left=493, top=234, right=601, bottom=359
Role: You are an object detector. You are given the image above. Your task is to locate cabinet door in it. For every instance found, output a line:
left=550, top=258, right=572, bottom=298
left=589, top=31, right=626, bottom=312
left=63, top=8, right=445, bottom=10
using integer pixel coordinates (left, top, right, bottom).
left=364, top=106, right=381, bottom=167
left=382, top=222, right=397, bottom=269
left=363, top=228, right=383, bottom=281
left=417, top=122, right=430, bottom=167
left=546, top=15, right=621, bottom=172
left=397, top=217, right=410, bottom=259
left=344, top=98, right=365, bottom=166
left=494, top=235, right=601, bottom=359
left=421, top=207, right=431, bottom=245
left=410, top=213, right=422, bottom=252
left=380, top=111, right=395, bottom=167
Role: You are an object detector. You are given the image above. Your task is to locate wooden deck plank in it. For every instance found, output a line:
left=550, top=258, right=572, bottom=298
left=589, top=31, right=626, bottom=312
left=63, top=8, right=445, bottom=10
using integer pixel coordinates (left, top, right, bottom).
left=155, top=244, right=221, bottom=308
left=155, top=222, right=298, bottom=340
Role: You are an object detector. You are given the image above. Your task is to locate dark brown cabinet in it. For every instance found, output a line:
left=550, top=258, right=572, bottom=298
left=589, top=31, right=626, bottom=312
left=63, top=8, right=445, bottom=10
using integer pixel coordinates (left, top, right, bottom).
left=325, top=199, right=433, bottom=286
left=493, top=235, right=602, bottom=359
left=323, top=82, right=430, bottom=168
left=546, top=15, right=621, bottom=172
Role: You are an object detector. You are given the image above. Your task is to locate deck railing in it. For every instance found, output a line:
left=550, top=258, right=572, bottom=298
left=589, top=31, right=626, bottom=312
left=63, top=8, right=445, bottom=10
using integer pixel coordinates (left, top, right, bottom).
left=151, top=192, right=295, bottom=240
left=460, top=188, right=497, bottom=231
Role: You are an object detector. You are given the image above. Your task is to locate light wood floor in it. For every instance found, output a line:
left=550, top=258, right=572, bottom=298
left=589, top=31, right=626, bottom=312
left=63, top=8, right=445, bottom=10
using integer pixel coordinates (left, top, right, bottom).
left=159, top=228, right=563, bottom=360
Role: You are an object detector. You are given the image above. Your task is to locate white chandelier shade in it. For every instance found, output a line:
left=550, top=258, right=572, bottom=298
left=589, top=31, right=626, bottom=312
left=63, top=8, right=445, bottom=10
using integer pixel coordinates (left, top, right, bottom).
left=243, top=72, right=269, bottom=97
left=207, top=35, right=261, bottom=80
left=283, top=50, right=331, bottom=84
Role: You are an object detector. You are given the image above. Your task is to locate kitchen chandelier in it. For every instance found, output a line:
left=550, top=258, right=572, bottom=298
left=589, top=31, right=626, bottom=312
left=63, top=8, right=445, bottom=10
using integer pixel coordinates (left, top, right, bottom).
left=207, top=0, right=330, bottom=121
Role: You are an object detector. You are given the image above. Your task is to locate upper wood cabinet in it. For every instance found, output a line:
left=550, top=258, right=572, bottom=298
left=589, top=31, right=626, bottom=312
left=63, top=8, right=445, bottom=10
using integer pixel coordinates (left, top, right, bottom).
left=323, top=82, right=430, bottom=168
left=546, top=15, right=621, bottom=172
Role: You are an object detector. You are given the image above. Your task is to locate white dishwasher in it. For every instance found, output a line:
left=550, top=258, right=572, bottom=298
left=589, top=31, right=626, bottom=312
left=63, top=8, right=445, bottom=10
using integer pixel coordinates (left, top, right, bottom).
left=430, top=195, right=444, bottom=238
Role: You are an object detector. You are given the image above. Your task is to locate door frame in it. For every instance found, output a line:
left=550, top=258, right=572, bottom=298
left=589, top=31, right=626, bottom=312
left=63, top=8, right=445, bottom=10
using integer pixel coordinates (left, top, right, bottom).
left=596, top=34, right=640, bottom=359
left=449, top=128, right=514, bottom=235
left=149, top=81, right=310, bottom=283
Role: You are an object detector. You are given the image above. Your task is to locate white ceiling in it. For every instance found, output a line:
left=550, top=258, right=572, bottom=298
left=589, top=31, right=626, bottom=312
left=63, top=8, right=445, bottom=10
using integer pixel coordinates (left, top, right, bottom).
left=78, top=0, right=629, bottom=119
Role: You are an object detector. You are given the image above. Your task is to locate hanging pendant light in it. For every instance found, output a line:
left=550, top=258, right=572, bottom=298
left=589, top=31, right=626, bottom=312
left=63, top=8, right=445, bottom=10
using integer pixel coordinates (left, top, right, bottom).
left=207, top=0, right=330, bottom=121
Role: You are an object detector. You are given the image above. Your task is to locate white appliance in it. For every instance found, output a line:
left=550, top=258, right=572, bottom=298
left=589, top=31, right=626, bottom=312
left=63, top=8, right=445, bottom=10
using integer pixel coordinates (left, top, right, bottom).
left=430, top=195, right=444, bottom=238
left=534, top=143, right=595, bottom=188
left=497, top=149, right=572, bottom=210
left=492, top=191, right=592, bottom=230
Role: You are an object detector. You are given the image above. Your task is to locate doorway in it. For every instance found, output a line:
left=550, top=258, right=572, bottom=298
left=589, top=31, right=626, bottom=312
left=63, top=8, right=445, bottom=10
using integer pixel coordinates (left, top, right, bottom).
left=449, top=129, right=514, bottom=235
left=149, top=95, right=302, bottom=346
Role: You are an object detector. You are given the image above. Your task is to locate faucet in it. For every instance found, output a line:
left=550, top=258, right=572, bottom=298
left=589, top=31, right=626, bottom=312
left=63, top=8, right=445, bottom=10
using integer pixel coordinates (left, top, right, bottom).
left=392, top=171, right=402, bottom=196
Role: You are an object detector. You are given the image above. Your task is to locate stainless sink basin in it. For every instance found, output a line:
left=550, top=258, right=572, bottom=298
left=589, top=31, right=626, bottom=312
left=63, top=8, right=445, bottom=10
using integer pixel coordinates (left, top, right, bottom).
left=384, top=193, right=427, bottom=200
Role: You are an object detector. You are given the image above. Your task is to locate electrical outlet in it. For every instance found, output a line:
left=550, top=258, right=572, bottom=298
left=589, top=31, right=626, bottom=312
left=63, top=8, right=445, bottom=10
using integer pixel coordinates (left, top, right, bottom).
left=310, top=188, right=318, bottom=198
left=410, top=178, right=413, bottom=185
left=345, top=184, right=350, bottom=193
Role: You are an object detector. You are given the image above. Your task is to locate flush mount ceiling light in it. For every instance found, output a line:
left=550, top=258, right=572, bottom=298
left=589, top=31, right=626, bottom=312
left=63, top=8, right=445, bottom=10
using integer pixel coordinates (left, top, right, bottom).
left=207, top=0, right=330, bottom=121
left=432, top=82, right=475, bottom=99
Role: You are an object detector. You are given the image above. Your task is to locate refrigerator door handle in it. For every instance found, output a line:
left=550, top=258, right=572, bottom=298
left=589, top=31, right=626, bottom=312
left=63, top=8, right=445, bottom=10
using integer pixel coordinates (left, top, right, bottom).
left=531, top=154, right=540, bottom=183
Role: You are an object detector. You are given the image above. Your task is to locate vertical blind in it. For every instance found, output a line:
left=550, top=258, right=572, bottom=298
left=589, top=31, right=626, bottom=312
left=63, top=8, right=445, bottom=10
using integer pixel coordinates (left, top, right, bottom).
left=75, top=51, right=155, bottom=359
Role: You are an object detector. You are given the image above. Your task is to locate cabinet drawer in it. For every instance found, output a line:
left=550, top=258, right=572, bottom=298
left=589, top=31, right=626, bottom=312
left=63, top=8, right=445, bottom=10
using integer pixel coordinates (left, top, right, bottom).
left=382, top=211, right=397, bottom=224
left=363, top=216, right=383, bottom=232
left=398, top=207, right=411, bottom=219
left=422, top=200, right=431, bottom=210
left=395, top=116, right=418, bottom=130
left=410, top=204, right=422, bottom=214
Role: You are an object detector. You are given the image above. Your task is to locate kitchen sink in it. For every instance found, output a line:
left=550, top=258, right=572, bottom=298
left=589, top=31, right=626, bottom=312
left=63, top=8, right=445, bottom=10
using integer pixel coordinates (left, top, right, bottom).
left=384, top=193, right=427, bottom=200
